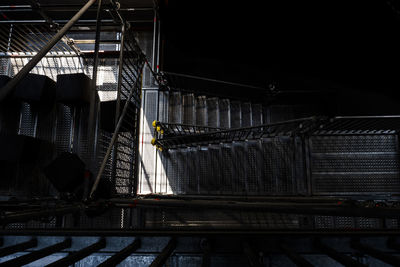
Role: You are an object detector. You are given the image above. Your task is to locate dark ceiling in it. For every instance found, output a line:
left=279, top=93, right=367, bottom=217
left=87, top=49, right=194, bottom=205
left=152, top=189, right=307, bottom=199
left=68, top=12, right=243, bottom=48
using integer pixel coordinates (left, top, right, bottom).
left=161, top=0, right=400, bottom=92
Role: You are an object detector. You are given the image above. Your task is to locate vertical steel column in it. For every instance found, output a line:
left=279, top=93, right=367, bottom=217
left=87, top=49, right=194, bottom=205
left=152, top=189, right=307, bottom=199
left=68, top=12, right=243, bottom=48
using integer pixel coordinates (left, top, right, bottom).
left=46, top=238, right=106, bottom=267
left=97, top=239, right=140, bottom=267
left=0, top=239, right=72, bottom=267
left=88, top=0, right=103, bottom=171
left=149, top=238, right=177, bottom=267
left=132, top=72, right=143, bottom=196
left=0, top=238, right=37, bottom=257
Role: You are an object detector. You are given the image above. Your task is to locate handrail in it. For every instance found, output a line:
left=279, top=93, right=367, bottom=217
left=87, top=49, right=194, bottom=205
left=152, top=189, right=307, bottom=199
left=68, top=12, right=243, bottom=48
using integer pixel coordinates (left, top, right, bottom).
left=0, top=0, right=98, bottom=102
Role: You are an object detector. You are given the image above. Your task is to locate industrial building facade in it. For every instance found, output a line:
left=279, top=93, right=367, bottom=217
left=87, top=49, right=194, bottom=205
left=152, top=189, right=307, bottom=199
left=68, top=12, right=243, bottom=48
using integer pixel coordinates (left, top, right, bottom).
left=0, top=1, right=400, bottom=266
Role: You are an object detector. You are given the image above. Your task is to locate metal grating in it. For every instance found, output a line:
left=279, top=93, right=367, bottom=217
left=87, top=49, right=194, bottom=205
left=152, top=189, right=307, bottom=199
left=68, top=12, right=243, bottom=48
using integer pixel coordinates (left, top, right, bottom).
left=0, top=24, right=78, bottom=56
left=310, top=135, right=400, bottom=195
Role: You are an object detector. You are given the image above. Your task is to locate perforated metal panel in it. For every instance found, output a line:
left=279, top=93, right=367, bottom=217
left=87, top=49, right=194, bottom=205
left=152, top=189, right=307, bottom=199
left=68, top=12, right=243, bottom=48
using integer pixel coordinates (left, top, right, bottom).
left=207, top=97, right=219, bottom=127
left=230, top=101, right=241, bottom=128
left=220, top=144, right=234, bottom=194
left=55, top=104, right=73, bottom=153
left=310, top=135, right=400, bottom=195
left=18, top=103, right=37, bottom=137
left=219, top=99, right=230, bottom=128
left=187, top=147, right=199, bottom=194
left=197, top=147, right=210, bottom=194
left=168, top=92, right=182, bottom=124
left=182, top=94, right=195, bottom=125
left=232, top=142, right=248, bottom=194
left=195, top=96, right=207, bottom=126
left=246, top=141, right=263, bottom=195
left=251, top=104, right=262, bottom=126
left=261, top=137, right=297, bottom=195
left=241, top=102, right=252, bottom=127
left=209, top=145, right=221, bottom=194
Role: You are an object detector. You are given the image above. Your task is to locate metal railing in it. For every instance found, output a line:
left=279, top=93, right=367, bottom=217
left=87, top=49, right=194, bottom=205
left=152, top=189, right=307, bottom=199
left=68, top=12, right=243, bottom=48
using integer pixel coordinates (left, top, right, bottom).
left=89, top=24, right=146, bottom=198
left=152, top=117, right=321, bottom=150
left=0, top=0, right=98, bottom=102
left=152, top=116, right=400, bottom=150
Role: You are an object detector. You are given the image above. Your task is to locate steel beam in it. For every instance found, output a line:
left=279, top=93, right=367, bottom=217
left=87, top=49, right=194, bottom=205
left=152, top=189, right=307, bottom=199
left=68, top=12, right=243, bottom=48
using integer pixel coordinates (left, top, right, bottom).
left=0, top=238, right=37, bottom=257
left=2, top=229, right=400, bottom=237
left=0, top=205, right=82, bottom=225
left=149, top=238, right=177, bottom=267
left=111, top=198, right=400, bottom=219
left=0, top=239, right=71, bottom=267
left=46, top=238, right=106, bottom=267
left=97, top=239, right=140, bottom=267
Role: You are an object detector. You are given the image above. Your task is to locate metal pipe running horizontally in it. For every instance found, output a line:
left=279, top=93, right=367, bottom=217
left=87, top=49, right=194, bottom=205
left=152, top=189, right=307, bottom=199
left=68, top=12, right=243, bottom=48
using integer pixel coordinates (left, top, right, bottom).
left=0, top=0, right=98, bottom=102
left=0, top=205, right=83, bottom=225
left=110, top=198, right=400, bottom=219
